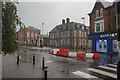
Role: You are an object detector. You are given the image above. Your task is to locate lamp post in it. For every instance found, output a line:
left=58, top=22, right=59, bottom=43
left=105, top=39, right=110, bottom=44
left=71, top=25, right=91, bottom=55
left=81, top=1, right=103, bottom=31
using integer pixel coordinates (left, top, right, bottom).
left=40, top=23, right=44, bottom=48
left=82, top=17, right=86, bottom=52
left=82, top=17, right=85, bottom=29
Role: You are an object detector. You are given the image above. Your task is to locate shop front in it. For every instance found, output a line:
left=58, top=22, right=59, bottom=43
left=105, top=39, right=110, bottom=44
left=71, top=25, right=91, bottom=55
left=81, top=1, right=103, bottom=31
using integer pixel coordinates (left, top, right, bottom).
left=88, top=32, right=118, bottom=53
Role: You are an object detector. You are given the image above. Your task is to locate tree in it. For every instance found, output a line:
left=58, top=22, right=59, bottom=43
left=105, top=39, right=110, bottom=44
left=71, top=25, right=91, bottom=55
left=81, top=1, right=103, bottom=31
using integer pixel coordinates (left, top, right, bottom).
left=2, top=2, right=23, bottom=54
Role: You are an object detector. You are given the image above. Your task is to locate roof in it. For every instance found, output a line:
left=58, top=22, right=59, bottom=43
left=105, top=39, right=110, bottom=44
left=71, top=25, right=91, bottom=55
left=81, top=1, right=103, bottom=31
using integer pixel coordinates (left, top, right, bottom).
left=100, top=0, right=113, bottom=8
left=88, top=0, right=114, bottom=15
left=26, top=26, right=41, bottom=31
left=49, top=22, right=88, bottom=33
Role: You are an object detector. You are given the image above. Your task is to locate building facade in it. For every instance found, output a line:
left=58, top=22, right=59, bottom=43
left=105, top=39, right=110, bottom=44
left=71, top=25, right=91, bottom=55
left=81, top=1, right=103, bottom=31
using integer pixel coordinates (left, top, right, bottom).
left=18, top=26, right=41, bottom=46
left=88, top=0, right=120, bottom=53
left=49, top=18, right=91, bottom=51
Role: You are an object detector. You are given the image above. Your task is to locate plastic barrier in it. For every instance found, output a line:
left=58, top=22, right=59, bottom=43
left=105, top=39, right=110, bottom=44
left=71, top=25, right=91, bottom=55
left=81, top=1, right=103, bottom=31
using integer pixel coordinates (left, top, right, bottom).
left=69, top=52, right=77, bottom=57
left=51, top=49, right=59, bottom=55
left=93, top=53, right=100, bottom=58
left=86, top=53, right=94, bottom=58
left=77, top=52, right=86, bottom=59
left=56, top=49, right=69, bottom=57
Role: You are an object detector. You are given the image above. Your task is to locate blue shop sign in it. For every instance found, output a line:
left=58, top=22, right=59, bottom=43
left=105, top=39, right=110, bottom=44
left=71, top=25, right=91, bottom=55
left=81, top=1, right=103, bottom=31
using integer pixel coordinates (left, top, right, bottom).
left=88, top=33, right=117, bottom=39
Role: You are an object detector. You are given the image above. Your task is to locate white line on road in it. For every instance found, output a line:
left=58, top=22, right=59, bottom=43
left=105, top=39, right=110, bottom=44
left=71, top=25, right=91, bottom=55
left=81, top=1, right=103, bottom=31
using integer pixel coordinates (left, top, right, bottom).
left=46, top=61, right=53, bottom=63
left=87, top=68, right=117, bottom=78
left=72, top=71, right=98, bottom=78
left=107, top=64, right=117, bottom=68
left=98, top=66, right=117, bottom=71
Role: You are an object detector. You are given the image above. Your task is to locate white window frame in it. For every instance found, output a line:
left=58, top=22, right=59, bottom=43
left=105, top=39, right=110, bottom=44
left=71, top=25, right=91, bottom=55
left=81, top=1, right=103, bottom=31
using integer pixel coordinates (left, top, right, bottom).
left=100, top=8, right=103, bottom=17
left=95, top=20, right=104, bottom=33
left=96, top=10, right=99, bottom=18
left=79, top=30, right=81, bottom=37
left=27, top=31, right=30, bottom=37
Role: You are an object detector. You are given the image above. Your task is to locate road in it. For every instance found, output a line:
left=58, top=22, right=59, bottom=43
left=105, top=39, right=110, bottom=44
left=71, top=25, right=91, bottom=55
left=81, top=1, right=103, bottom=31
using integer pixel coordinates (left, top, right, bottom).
left=11, top=50, right=118, bottom=79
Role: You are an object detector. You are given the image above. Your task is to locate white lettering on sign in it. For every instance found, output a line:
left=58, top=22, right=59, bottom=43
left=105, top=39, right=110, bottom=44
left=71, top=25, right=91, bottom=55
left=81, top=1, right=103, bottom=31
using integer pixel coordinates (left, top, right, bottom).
left=100, top=33, right=117, bottom=38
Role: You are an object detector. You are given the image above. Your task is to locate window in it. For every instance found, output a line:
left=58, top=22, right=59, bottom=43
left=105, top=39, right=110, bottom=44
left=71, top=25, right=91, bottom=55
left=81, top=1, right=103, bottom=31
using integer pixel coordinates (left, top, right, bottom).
left=100, top=8, right=103, bottom=17
left=82, top=32, right=84, bottom=37
left=113, top=40, right=118, bottom=52
left=103, top=40, right=107, bottom=50
left=27, top=31, right=30, bottom=37
left=74, top=38, right=76, bottom=46
left=84, top=32, right=86, bottom=38
left=79, top=31, right=81, bottom=37
left=96, top=10, right=99, bottom=18
left=61, top=39, right=63, bottom=45
left=74, top=30, right=76, bottom=36
left=67, top=39, right=70, bottom=45
left=97, top=40, right=107, bottom=52
left=88, top=40, right=92, bottom=47
left=95, top=21, right=104, bottom=32
left=99, top=40, right=102, bottom=50
left=79, top=39, right=81, bottom=46
left=35, top=33, right=38, bottom=38
left=31, top=32, right=34, bottom=37
left=67, top=31, right=70, bottom=36
left=61, top=32, right=63, bottom=37
left=96, top=23, right=100, bottom=32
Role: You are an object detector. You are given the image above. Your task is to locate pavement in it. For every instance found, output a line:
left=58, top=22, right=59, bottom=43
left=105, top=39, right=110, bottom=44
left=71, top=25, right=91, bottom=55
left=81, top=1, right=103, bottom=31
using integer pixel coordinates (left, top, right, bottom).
left=2, top=54, right=44, bottom=78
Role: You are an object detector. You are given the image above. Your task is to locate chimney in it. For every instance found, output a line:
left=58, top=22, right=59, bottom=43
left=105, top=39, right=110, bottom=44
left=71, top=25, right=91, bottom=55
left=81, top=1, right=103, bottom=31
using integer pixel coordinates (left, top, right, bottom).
left=66, top=18, right=70, bottom=23
left=62, top=19, right=65, bottom=24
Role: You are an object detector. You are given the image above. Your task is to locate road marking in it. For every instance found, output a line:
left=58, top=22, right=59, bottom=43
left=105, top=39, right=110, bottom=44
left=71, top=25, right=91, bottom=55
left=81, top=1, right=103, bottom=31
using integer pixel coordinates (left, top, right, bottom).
left=46, top=61, right=53, bottom=63
left=87, top=68, right=117, bottom=78
left=107, top=64, right=117, bottom=68
left=98, top=66, right=117, bottom=71
left=72, top=71, right=98, bottom=78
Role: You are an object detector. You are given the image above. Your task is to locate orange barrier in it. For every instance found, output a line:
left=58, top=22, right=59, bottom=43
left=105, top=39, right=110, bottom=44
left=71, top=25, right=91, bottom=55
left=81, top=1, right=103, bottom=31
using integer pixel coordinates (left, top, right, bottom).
left=77, top=52, right=86, bottom=59
left=93, top=53, right=100, bottom=58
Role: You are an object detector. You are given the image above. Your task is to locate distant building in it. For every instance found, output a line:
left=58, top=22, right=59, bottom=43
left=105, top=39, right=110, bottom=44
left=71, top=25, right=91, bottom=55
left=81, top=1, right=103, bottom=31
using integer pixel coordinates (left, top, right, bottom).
left=49, top=18, right=91, bottom=51
left=88, top=0, right=120, bottom=53
left=42, top=34, right=49, bottom=47
left=17, top=26, right=41, bottom=46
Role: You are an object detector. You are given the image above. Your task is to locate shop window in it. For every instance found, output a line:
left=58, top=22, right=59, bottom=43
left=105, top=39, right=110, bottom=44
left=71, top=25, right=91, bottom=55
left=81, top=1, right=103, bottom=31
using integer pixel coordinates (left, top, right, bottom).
left=113, top=40, right=118, bottom=52
left=103, top=40, right=107, bottom=50
left=99, top=40, right=102, bottom=50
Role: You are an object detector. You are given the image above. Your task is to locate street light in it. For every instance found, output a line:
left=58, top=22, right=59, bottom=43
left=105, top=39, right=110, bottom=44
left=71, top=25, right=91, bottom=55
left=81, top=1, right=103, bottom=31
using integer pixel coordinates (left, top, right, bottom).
left=40, top=23, right=44, bottom=48
left=82, top=17, right=86, bottom=52
left=82, top=17, right=85, bottom=30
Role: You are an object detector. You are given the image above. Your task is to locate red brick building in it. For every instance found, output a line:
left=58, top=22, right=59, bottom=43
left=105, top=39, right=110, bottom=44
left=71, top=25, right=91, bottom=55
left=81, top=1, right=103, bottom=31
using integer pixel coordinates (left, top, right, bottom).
left=17, top=26, right=41, bottom=46
left=49, top=18, right=91, bottom=51
left=88, top=0, right=120, bottom=53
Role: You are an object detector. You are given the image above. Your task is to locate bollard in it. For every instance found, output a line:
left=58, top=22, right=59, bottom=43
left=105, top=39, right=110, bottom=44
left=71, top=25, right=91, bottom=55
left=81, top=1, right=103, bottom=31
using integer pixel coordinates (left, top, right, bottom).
left=42, top=57, right=45, bottom=70
left=44, top=67, right=48, bottom=80
left=117, top=61, right=120, bottom=80
left=17, top=54, right=19, bottom=65
left=33, top=54, right=35, bottom=65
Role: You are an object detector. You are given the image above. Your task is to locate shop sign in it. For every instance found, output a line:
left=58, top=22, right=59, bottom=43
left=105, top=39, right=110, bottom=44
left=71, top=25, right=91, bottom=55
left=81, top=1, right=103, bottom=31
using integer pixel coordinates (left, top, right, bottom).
left=100, top=33, right=117, bottom=38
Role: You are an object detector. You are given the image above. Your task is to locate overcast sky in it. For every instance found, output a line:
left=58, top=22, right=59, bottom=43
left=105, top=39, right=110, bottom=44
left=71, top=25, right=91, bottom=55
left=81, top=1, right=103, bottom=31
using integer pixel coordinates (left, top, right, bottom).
left=17, top=0, right=114, bottom=34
